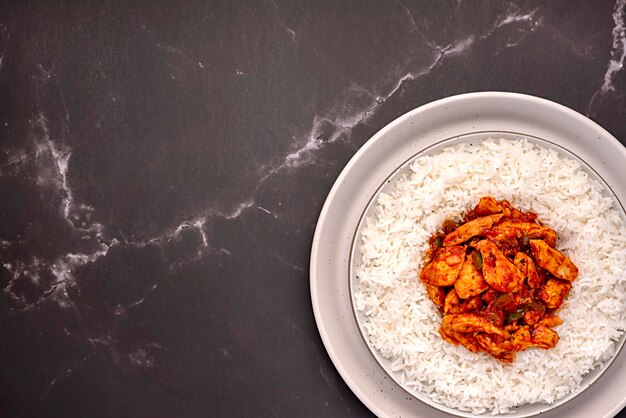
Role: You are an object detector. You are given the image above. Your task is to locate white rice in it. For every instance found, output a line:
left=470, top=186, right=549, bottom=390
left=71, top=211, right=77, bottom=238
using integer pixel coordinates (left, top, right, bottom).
left=354, top=138, right=626, bottom=415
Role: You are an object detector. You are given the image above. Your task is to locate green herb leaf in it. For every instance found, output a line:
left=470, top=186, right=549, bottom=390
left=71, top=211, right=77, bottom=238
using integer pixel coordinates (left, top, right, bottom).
left=473, top=251, right=483, bottom=270
left=506, top=309, right=524, bottom=323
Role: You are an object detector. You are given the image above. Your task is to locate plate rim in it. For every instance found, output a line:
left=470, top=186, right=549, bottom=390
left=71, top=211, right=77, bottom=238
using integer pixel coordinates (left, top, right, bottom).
left=310, top=91, right=626, bottom=418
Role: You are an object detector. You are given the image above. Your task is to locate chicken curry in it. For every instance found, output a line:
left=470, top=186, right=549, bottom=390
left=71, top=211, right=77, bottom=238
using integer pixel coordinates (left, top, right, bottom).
left=419, top=196, right=579, bottom=363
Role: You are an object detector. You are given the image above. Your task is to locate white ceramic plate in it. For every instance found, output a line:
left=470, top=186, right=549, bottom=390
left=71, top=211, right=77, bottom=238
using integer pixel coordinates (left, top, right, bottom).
left=310, top=92, right=626, bottom=418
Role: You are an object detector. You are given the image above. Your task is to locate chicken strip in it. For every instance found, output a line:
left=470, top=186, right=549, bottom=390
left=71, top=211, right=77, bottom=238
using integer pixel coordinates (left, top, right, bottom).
left=472, top=196, right=504, bottom=216
left=485, top=221, right=557, bottom=247
left=475, top=333, right=516, bottom=360
left=443, top=313, right=510, bottom=339
left=531, top=324, right=559, bottom=349
left=472, top=240, right=525, bottom=293
left=538, top=314, right=563, bottom=328
left=482, top=308, right=505, bottom=328
left=444, top=289, right=461, bottom=314
left=510, top=326, right=533, bottom=351
left=522, top=310, right=543, bottom=325
left=439, top=326, right=459, bottom=346
left=514, top=252, right=541, bottom=288
left=538, top=279, right=571, bottom=309
left=419, top=245, right=466, bottom=286
left=500, top=200, right=538, bottom=222
left=440, top=324, right=481, bottom=352
left=494, top=352, right=515, bottom=363
left=443, top=214, right=504, bottom=246
left=459, top=294, right=483, bottom=313
left=504, top=322, right=521, bottom=332
left=425, top=284, right=445, bottom=307
left=529, top=239, right=579, bottom=282
left=454, top=253, right=489, bottom=299
left=481, top=288, right=499, bottom=305
left=454, top=330, right=481, bottom=353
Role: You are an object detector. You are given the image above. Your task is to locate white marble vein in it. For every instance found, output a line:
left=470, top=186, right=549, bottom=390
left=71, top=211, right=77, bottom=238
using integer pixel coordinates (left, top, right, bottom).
left=138, top=199, right=254, bottom=250
left=5, top=240, right=118, bottom=314
left=1, top=142, right=255, bottom=311
left=43, top=352, right=96, bottom=399
left=3, top=258, right=44, bottom=303
left=267, top=0, right=298, bottom=47
left=173, top=218, right=208, bottom=247
left=113, top=284, right=157, bottom=316
left=588, top=0, right=626, bottom=114
left=495, top=8, right=538, bottom=29
left=225, top=200, right=255, bottom=219
left=602, top=0, right=626, bottom=94
left=49, top=244, right=117, bottom=306
left=156, top=43, right=202, bottom=70
left=271, top=6, right=538, bottom=172
left=478, top=7, right=539, bottom=44
left=0, top=149, right=31, bottom=177
left=33, top=114, right=105, bottom=237
left=127, top=347, right=156, bottom=371
left=0, top=114, right=120, bottom=313
left=396, top=0, right=440, bottom=50
left=86, top=335, right=161, bottom=372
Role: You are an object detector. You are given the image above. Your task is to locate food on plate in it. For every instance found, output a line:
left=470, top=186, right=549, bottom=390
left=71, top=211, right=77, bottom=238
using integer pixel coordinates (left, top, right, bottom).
left=354, top=139, right=626, bottom=414
left=419, top=197, right=578, bottom=362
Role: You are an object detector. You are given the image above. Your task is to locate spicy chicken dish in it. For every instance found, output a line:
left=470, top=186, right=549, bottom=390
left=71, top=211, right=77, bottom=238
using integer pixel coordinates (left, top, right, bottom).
left=419, top=196, right=579, bottom=363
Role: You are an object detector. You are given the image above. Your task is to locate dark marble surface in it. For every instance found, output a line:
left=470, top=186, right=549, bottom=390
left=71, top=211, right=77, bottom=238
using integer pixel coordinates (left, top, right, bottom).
left=1, top=0, right=625, bottom=417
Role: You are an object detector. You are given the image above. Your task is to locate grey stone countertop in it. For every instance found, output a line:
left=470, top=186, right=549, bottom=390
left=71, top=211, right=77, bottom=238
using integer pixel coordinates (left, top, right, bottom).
left=0, top=0, right=625, bottom=417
